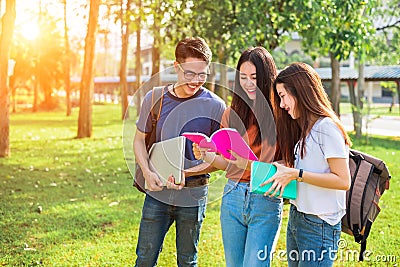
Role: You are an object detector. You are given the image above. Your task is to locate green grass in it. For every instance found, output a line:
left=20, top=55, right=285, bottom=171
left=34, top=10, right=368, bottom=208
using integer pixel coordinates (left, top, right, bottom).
left=340, top=102, right=400, bottom=117
left=1, top=104, right=399, bottom=266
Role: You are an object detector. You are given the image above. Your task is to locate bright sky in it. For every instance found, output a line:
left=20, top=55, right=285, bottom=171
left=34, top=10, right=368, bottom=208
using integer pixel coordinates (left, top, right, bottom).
left=2, top=0, right=153, bottom=76
left=14, top=0, right=89, bottom=41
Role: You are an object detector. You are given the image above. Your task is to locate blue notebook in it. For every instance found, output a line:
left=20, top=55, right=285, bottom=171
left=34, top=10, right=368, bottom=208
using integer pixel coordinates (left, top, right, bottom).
left=250, top=161, right=297, bottom=199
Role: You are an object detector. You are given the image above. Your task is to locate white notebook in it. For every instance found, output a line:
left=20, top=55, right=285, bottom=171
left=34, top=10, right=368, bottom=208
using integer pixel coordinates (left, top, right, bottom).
left=147, top=136, right=186, bottom=188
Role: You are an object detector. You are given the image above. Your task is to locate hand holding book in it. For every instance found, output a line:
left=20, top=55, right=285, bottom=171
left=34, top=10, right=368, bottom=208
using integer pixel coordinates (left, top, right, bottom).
left=224, top=150, right=253, bottom=170
left=251, top=161, right=297, bottom=199
left=192, top=143, right=216, bottom=162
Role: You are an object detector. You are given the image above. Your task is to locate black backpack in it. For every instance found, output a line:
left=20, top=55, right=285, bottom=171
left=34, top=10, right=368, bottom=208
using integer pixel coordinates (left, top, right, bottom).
left=342, top=149, right=391, bottom=261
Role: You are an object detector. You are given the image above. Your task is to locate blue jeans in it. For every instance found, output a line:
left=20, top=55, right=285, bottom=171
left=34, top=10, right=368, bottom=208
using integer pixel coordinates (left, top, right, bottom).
left=135, top=194, right=207, bottom=267
left=286, top=205, right=341, bottom=267
left=220, top=179, right=283, bottom=267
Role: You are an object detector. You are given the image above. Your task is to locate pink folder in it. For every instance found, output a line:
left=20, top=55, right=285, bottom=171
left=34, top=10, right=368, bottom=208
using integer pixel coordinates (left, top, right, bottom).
left=182, top=128, right=258, bottom=161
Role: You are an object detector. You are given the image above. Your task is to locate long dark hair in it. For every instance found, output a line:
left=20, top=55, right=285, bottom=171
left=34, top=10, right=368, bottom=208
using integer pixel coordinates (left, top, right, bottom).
left=272, top=62, right=352, bottom=167
left=229, top=47, right=277, bottom=147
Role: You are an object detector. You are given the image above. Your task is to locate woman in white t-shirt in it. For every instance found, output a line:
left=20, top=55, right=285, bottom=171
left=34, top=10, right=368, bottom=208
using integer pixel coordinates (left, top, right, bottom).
left=265, top=62, right=352, bottom=266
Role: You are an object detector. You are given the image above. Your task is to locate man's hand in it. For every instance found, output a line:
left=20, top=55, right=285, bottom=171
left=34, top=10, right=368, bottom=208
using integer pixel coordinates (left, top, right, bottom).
left=144, top=169, right=164, bottom=191
left=166, top=171, right=186, bottom=190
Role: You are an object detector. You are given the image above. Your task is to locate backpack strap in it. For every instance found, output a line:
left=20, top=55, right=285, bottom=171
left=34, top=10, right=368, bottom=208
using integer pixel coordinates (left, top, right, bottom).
left=144, top=86, right=164, bottom=150
left=150, top=86, right=164, bottom=125
left=358, top=219, right=373, bottom=261
left=359, top=240, right=367, bottom=261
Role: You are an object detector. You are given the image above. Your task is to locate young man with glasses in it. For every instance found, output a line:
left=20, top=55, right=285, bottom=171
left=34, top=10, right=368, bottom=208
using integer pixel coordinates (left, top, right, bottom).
left=133, top=37, right=226, bottom=266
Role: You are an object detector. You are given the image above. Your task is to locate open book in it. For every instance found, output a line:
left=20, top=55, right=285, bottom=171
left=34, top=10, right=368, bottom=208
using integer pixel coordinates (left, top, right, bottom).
left=250, top=161, right=297, bottom=199
left=147, top=136, right=186, bottom=188
left=182, top=128, right=258, bottom=161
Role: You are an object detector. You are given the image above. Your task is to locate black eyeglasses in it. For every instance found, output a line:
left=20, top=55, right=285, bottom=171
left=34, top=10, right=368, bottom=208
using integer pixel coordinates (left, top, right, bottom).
left=177, top=64, right=209, bottom=81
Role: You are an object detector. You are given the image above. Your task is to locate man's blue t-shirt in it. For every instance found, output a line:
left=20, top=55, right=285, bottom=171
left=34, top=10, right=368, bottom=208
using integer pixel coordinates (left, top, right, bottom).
left=136, top=86, right=226, bottom=180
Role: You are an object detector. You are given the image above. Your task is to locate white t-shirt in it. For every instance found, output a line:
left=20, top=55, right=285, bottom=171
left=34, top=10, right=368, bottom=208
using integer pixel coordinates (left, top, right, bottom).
left=290, top=117, right=349, bottom=225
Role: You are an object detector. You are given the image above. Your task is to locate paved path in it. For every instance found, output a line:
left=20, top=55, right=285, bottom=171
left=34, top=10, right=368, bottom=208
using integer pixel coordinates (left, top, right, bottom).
left=340, top=114, right=400, bottom=137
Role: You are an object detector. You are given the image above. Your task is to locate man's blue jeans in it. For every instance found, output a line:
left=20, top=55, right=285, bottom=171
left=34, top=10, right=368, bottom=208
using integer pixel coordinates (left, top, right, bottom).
left=286, top=205, right=341, bottom=267
left=135, top=194, right=207, bottom=267
left=220, top=179, right=283, bottom=267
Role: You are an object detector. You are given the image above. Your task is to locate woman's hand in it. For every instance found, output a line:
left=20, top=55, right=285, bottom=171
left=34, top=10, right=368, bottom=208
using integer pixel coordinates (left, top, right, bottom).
left=192, top=143, right=204, bottom=160
left=262, top=162, right=297, bottom=198
left=224, top=150, right=253, bottom=170
left=192, top=143, right=216, bottom=163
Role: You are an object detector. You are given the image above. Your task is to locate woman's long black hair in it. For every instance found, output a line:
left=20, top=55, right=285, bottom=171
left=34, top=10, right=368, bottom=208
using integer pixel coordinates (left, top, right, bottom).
left=229, top=47, right=277, bottom=147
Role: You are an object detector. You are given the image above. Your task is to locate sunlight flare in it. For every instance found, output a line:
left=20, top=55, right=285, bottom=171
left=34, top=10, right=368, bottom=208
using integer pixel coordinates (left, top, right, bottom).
left=20, top=22, right=40, bottom=41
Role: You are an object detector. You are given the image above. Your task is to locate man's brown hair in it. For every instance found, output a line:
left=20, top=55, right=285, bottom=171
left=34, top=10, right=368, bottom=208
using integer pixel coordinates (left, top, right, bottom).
left=175, top=37, right=212, bottom=64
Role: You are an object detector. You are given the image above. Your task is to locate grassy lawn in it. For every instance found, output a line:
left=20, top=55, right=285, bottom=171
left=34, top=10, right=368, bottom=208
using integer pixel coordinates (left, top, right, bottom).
left=340, top=102, right=400, bottom=117
left=1, top=104, right=399, bottom=266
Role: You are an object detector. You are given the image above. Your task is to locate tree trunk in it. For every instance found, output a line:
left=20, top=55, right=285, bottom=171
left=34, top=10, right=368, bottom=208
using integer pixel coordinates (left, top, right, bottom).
left=33, top=62, right=39, bottom=112
left=389, top=93, right=395, bottom=113
left=10, top=76, right=16, bottom=113
left=32, top=0, right=42, bottom=112
left=120, top=0, right=132, bottom=120
left=330, top=52, right=341, bottom=116
left=348, top=80, right=362, bottom=137
left=151, top=31, right=160, bottom=84
left=63, top=0, right=72, bottom=116
left=77, top=0, right=100, bottom=138
left=219, top=63, right=228, bottom=102
left=42, top=82, right=54, bottom=109
left=135, top=0, right=142, bottom=116
left=397, top=81, right=400, bottom=115
left=354, top=62, right=366, bottom=137
left=151, top=0, right=161, bottom=86
left=218, top=46, right=229, bottom=102
left=207, top=64, right=216, bottom=93
left=0, top=0, right=16, bottom=158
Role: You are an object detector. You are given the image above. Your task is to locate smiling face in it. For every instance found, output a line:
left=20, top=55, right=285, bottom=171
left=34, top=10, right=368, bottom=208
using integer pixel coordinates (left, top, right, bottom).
left=276, top=83, right=298, bottom=119
left=174, top=57, right=209, bottom=98
left=239, top=61, right=257, bottom=100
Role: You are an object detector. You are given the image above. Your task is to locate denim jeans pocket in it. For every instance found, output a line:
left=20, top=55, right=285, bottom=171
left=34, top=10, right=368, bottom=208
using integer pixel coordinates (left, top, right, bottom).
left=302, top=212, right=324, bottom=227
left=253, top=193, right=282, bottom=204
left=223, top=181, right=236, bottom=195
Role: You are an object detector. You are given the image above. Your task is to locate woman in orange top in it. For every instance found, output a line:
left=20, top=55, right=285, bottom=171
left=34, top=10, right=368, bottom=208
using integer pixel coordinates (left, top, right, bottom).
left=194, top=47, right=281, bottom=267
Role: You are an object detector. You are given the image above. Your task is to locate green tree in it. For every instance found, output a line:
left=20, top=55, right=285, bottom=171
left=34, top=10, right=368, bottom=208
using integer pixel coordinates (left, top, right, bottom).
left=37, top=12, right=64, bottom=110
left=134, top=0, right=142, bottom=116
left=10, top=7, right=64, bottom=112
left=0, top=0, right=16, bottom=158
left=63, top=0, right=72, bottom=116
left=370, top=0, right=400, bottom=65
left=234, top=0, right=298, bottom=50
left=165, top=0, right=298, bottom=99
left=369, top=0, right=400, bottom=113
left=295, top=0, right=376, bottom=116
left=77, top=0, right=100, bottom=138
left=119, top=0, right=133, bottom=120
